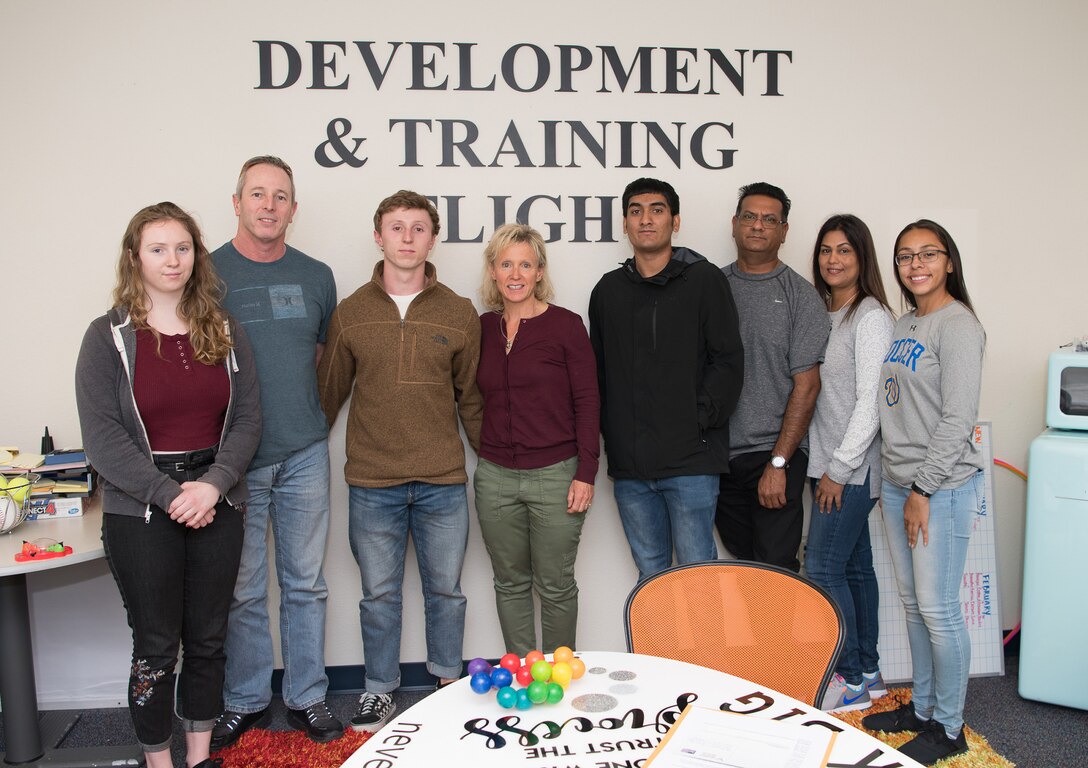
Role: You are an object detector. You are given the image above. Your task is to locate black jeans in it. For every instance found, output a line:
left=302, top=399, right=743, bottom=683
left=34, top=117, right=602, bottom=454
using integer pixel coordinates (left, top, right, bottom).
left=102, top=464, right=244, bottom=752
left=715, top=450, right=809, bottom=572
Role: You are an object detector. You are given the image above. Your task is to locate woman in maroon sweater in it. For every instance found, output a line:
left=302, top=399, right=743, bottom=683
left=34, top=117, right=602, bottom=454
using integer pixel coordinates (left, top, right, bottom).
left=473, top=223, right=600, bottom=656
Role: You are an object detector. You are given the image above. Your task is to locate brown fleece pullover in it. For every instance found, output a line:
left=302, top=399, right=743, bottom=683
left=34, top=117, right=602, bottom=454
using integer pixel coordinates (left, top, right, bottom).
left=318, top=261, right=483, bottom=488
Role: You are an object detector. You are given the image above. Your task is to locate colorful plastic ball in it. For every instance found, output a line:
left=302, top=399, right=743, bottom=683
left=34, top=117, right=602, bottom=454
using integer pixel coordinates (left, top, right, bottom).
left=527, top=680, right=548, bottom=704
left=499, top=653, right=521, bottom=673
left=525, top=649, right=545, bottom=666
left=530, top=659, right=552, bottom=683
left=490, top=667, right=513, bottom=689
left=470, top=671, right=493, bottom=694
left=553, top=646, right=574, bottom=664
left=551, top=661, right=573, bottom=688
left=515, top=688, right=533, bottom=710
left=467, top=657, right=492, bottom=676
left=546, top=682, right=564, bottom=704
left=496, top=686, right=518, bottom=709
left=569, top=657, right=586, bottom=679
left=516, top=665, right=534, bottom=687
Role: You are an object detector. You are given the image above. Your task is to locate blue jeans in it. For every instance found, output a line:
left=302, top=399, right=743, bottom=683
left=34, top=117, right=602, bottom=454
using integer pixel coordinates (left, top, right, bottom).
left=348, top=482, right=469, bottom=693
left=613, top=474, right=719, bottom=582
left=223, top=439, right=331, bottom=712
left=805, top=476, right=879, bottom=685
left=881, top=472, right=982, bottom=735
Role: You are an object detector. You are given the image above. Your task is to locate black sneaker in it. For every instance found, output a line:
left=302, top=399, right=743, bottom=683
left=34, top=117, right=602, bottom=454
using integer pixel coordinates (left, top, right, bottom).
left=898, top=720, right=969, bottom=765
left=286, top=700, right=345, bottom=743
left=210, top=707, right=270, bottom=751
left=350, top=692, right=396, bottom=733
left=861, top=697, right=929, bottom=733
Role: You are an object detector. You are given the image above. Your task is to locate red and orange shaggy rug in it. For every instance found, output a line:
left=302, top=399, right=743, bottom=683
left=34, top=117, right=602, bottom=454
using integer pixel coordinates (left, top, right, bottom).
left=215, top=728, right=371, bottom=768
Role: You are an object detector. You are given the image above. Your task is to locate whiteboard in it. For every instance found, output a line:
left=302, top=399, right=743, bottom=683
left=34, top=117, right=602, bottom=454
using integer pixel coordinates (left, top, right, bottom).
left=870, top=421, right=1005, bottom=683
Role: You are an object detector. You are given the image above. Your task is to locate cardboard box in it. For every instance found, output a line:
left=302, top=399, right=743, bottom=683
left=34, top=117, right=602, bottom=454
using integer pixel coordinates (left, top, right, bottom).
left=24, top=497, right=85, bottom=520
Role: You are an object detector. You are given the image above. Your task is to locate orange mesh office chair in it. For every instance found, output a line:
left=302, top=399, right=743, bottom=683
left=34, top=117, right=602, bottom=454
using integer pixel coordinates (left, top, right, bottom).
left=624, top=560, right=844, bottom=707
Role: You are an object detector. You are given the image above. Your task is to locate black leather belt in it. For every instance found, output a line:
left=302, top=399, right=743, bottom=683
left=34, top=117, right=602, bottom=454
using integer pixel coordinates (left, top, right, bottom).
left=153, top=447, right=217, bottom=472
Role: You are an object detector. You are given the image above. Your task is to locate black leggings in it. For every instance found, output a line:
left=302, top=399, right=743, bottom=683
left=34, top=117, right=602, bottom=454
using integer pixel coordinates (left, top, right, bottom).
left=102, top=479, right=243, bottom=751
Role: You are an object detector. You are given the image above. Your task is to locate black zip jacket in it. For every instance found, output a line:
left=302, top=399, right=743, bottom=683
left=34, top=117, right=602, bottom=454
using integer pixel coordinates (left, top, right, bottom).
left=589, top=247, right=744, bottom=480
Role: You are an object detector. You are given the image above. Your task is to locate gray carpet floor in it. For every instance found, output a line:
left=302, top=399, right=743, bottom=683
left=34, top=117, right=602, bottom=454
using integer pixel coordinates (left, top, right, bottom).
left=2, top=656, right=1085, bottom=767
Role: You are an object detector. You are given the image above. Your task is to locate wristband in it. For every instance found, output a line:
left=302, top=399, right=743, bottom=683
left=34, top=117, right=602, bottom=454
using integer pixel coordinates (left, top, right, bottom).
left=910, top=483, right=933, bottom=498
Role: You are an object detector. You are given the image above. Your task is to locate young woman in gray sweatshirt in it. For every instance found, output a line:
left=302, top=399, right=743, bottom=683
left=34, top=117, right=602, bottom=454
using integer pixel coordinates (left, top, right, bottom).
left=862, top=219, right=985, bottom=767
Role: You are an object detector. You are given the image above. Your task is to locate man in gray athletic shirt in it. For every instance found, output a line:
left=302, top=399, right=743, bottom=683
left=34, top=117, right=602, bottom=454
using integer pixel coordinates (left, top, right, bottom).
left=715, top=182, right=829, bottom=572
left=211, top=156, right=343, bottom=748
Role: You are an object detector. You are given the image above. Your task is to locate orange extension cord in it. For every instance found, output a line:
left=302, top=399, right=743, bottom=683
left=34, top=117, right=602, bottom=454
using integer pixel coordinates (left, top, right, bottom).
left=992, top=458, right=1026, bottom=646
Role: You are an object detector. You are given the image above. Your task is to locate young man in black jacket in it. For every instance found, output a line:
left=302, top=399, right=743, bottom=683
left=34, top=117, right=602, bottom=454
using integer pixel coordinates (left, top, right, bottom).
left=589, top=178, right=744, bottom=583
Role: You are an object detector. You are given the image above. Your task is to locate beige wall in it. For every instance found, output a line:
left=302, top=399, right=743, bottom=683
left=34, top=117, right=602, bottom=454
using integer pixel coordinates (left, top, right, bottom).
left=3, top=0, right=1085, bottom=705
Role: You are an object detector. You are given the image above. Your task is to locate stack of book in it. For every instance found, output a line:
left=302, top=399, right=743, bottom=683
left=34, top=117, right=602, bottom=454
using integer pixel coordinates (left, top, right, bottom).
left=0, top=449, right=93, bottom=520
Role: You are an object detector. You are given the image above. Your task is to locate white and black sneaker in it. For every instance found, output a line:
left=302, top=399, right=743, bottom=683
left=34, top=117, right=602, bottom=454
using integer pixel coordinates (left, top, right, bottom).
left=350, top=692, right=396, bottom=733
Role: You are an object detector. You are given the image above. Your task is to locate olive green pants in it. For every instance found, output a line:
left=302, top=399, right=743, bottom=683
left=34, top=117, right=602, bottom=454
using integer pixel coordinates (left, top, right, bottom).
left=473, top=457, right=586, bottom=655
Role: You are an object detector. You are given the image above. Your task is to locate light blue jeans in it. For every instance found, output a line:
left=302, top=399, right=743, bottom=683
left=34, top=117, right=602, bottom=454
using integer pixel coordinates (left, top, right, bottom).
left=223, top=439, right=331, bottom=712
left=805, top=475, right=880, bottom=686
left=881, top=471, right=982, bottom=736
left=613, top=474, right=719, bottom=582
left=348, top=482, right=468, bottom=693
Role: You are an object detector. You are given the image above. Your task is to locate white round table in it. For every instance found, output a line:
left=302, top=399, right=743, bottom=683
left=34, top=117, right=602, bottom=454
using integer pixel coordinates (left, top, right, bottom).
left=341, top=650, right=920, bottom=767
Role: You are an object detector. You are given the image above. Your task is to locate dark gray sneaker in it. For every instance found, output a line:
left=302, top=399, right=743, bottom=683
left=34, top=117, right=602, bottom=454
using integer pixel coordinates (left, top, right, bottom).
left=286, top=700, right=344, bottom=743
left=350, top=692, right=396, bottom=733
left=210, top=707, right=270, bottom=751
left=860, top=697, right=929, bottom=733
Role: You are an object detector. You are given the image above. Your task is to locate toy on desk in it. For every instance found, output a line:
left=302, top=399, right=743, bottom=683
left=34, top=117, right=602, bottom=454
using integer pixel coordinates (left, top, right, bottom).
left=468, top=646, right=586, bottom=710
left=14, top=538, right=73, bottom=562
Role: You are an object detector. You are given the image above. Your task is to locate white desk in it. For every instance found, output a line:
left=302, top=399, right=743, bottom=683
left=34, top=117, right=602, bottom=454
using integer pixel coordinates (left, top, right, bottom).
left=0, top=496, right=142, bottom=766
left=343, top=651, right=921, bottom=768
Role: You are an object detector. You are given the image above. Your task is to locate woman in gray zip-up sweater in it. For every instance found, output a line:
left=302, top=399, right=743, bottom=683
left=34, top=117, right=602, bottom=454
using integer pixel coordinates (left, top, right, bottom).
left=75, top=202, right=261, bottom=768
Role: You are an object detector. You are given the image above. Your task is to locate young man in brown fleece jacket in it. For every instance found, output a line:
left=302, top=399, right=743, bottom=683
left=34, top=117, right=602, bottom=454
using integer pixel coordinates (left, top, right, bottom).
left=317, top=190, right=483, bottom=734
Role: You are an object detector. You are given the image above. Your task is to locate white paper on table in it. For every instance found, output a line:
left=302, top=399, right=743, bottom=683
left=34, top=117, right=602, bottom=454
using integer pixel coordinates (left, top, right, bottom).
left=644, top=704, right=837, bottom=768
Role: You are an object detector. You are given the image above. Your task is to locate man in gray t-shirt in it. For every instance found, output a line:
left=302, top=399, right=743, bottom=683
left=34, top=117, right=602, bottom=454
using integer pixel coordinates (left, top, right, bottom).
left=211, top=156, right=343, bottom=748
left=715, top=182, right=829, bottom=572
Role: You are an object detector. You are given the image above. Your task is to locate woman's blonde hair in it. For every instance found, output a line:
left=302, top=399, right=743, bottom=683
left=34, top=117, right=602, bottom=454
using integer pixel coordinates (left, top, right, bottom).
left=113, top=202, right=232, bottom=365
left=480, top=223, right=555, bottom=312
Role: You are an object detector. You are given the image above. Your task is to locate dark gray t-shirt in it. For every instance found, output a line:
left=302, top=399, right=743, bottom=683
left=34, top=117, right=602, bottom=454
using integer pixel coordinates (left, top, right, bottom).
left=213, top=241, right=337, bottom=468
left=723, top=261, right=829, bottom=456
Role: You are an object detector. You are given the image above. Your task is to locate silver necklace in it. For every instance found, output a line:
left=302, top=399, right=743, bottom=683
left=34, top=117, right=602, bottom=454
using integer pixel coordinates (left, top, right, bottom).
left=498, top=300, right=540, bottom=353
left=499, top=314, right=518, bottom=353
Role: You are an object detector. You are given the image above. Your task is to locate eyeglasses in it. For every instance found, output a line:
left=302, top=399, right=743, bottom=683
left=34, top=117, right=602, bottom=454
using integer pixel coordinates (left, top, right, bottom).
left=894, top=249, right=948, bottom=266
left=737, top=211, right=783, bottom=229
